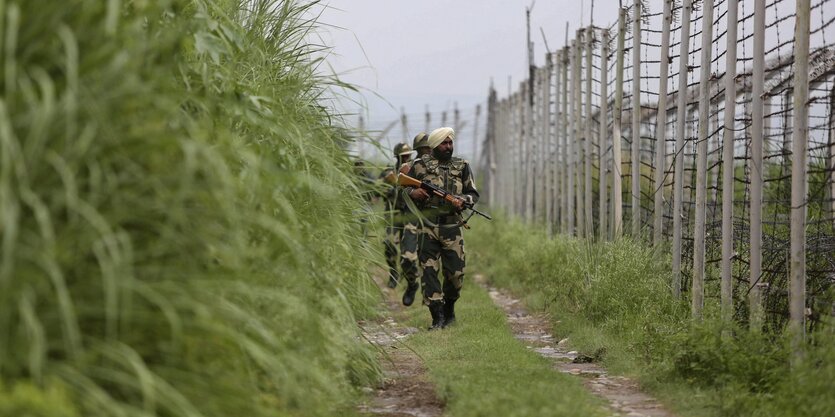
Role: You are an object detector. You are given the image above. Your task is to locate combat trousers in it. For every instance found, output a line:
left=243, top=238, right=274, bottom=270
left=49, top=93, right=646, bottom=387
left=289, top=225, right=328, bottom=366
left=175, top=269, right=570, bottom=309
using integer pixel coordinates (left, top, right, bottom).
left=384, top=223, right=403, bottom=283
left=400, top=222, right=421, bottom=286
left=419, top=224, right=466, bottom=304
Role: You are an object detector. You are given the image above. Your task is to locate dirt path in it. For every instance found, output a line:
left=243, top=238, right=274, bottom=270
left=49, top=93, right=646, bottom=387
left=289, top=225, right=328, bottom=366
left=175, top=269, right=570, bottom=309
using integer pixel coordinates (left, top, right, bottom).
left=476, top=275, right=676, bottom=417
left=357, top=281, right=444, bottom=417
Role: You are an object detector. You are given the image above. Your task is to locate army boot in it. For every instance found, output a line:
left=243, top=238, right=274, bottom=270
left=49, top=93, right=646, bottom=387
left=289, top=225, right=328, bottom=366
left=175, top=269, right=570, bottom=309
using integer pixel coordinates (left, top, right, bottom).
left=442, top=299, right=456, bottom=327
left=427, top=301, right=445, bottom=331
left=402, top=282, right=419, bottom=306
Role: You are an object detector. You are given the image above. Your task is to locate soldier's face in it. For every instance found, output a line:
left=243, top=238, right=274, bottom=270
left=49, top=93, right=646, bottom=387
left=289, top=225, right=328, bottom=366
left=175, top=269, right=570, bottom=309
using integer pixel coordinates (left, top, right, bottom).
left=434, top=138, right=454, bottom=161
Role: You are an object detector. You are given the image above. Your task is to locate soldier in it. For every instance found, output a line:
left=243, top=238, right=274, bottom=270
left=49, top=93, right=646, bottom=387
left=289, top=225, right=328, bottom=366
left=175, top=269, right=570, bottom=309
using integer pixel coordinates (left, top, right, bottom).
left=405, top=127, right=479, bottom=330
left=400, top=132, right=431, bottom=306
left=380, top=143, right=413, bottom=288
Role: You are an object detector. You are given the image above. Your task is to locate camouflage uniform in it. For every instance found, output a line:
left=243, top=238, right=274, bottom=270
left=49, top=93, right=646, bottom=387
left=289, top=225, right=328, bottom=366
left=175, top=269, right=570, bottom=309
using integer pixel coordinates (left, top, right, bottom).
left=379, top=165, right=406, bottom=287
left=406, top=155, right=479, bottom=323
left=380, top=143, right=413, bottom=288
left=399, top=154, right=430, bottom=301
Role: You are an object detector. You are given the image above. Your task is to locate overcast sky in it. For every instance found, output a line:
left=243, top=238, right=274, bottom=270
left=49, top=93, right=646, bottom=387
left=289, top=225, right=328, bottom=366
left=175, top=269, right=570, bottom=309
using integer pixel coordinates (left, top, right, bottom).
left=318, top=0, right=621, bottom=162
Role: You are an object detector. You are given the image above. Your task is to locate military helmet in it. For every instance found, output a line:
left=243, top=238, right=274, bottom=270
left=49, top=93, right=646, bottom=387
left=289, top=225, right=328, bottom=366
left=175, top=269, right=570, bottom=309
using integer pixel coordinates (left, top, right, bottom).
left=412, top=132, right=430, bottom=150
left=393, top=142, right=413, bottom=157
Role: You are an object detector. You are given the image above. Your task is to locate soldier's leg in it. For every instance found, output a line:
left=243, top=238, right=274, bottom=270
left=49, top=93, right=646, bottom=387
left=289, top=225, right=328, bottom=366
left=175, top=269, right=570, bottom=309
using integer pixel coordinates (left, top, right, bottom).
left=400, top=222, right=420, bottom=285
left=419, top=226, right=445, bottom=329
left=400, top=222, right=421, bottom=306
left=439, top=226, right=466, bottom=326
left=384, top=225, right=401, bottom=288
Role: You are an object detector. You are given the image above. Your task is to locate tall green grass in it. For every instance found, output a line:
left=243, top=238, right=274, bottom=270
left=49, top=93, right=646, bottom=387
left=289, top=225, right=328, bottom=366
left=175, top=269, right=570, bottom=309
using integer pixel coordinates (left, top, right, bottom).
left=469, top=217, right=835, bottom=417
left=1, top=1, right=381, bottom=416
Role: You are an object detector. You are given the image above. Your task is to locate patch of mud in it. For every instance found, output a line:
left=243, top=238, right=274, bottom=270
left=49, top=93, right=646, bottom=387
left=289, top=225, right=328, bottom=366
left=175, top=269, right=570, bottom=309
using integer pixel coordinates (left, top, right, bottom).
left=357, top=279, right=444, bottom=417
left=476, top=274, right=676, bottom=417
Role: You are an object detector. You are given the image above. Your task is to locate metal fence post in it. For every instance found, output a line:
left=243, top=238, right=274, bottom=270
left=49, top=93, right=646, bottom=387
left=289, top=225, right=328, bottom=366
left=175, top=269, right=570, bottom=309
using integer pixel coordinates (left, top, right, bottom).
left=721, top=0, right=739, bottom=325
left=749, top=0, right=766, bottom=332
left=574, top=33, right=586, bottom=237
left=654, top=0, right=673, bottom=245
left=790, top=0, right=811, bottom=356
left=631, top=0, right=643, bottom=238
left=561, top=47, right=572, bottom=234
left=599, top=29, right=610, bottom=241
left=525, top=78, right=535, bottom=222
left=613, top=8, right=627, bottom=239
left=553, top=52, right=563, bottom=234
left=544, top=56, right=554, bottom=232
left=672, top=0, right=692, bottom=298
left=569, top=40, right=579, bottom=235
left=584, top=26, right=595, bottom=237
left=693, top=0, right=715, bottom=320
left=425, top=105, right=431, bottom=133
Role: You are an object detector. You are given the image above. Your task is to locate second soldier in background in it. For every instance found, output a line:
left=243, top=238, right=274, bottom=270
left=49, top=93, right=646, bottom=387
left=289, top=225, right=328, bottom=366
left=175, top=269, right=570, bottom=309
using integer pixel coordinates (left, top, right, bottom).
left=380, top=142, right=413, bottom=288
left=399, top=132, right=431, bottom=306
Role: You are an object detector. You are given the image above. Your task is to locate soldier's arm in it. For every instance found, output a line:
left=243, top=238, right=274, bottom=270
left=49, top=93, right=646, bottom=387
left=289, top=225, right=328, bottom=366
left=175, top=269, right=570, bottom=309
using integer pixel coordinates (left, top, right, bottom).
left=404, top=160, right=429, bottom=201
left=460, top=162, right=480, bottom=205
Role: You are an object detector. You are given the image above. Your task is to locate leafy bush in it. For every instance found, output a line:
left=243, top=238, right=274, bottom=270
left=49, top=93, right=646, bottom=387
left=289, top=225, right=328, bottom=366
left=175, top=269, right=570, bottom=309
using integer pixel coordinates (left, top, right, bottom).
left=1, top=0, right=380, bottom=416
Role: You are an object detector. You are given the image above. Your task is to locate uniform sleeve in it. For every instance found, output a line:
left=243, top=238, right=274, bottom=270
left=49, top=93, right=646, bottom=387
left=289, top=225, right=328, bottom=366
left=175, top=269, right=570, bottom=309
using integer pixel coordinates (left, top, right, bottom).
left=461, top=162, right=480, bottom=205
left=403, top=159, right=428, bottom=196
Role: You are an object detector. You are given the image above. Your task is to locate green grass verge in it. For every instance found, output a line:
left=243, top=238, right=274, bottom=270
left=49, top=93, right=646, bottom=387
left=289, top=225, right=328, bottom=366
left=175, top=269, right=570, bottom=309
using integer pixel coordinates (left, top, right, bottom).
left=394, top=281, right=607, bottom=417
left=467, top=217, right=835, bottom=417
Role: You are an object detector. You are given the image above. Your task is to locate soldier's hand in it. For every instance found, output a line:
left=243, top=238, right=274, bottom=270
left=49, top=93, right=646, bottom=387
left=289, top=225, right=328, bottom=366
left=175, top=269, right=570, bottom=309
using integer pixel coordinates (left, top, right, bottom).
left=451, top=197, right=465, bottom=211
left=410, top=188, right=429, bottom=201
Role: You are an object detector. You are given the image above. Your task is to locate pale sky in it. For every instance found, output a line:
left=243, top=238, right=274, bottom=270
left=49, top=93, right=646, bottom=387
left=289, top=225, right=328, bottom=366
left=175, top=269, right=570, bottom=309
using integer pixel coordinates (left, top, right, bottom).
left=318, top=0, right=621, bottom=162
left=316, top=1, right=832, bottom=164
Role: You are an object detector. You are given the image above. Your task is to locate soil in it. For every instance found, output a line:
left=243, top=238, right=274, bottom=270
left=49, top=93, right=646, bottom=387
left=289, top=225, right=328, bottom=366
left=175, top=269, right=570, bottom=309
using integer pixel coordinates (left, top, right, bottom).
left=475, top=274, right=677, bottom=417
left=357, top=280, right=444, bottom=417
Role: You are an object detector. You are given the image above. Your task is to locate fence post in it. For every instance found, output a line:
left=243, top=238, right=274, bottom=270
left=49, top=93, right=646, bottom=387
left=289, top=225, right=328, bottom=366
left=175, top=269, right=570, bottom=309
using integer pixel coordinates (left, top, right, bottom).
left=721, top=0, right=739, bottom=326
left=574, top=33, right=586, bottom=237
left=693, top=0, right=714, bottom=320
left=829, top=87, right=835, bottom=222
left=613, top=8, right=627, bottom=239
left=525, top=76, right=535, bottom=222
left=509, top=93, right=517, bottom=215
left=561, top=47, right=572, bottom=234
left=401, top=107, right=408, bottom=141
left=473, top=103, right=482, bottom=177
left=631, top=0, right=642, bottom=239
left=569, top=40, right=579, bottom=236
left=544, top=56, right=554, bottom=233
left=599, top=29, right=610, bottom=241
left=672, top=0, right=692, bottom=298
left=551, top=51, right=565, bottom=231
left=653, top=0, right=673, bottom=245
left=535, top=67, right=551, bottom=224
left=584, top=26, right=595, bottom=237
left=425, top=105, right=431, bottom=133
left=487, top=90, right=496, bottom=209
left=454, top=102, right=461, bottom=133
left=790, top=0, right=811, bottom=357
left=750, top=0, right=765, bottom=329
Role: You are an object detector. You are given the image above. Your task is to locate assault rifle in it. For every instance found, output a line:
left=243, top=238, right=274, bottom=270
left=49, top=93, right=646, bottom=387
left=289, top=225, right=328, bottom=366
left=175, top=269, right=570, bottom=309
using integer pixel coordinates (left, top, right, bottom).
left=397, top=173, right=492, bottom=222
